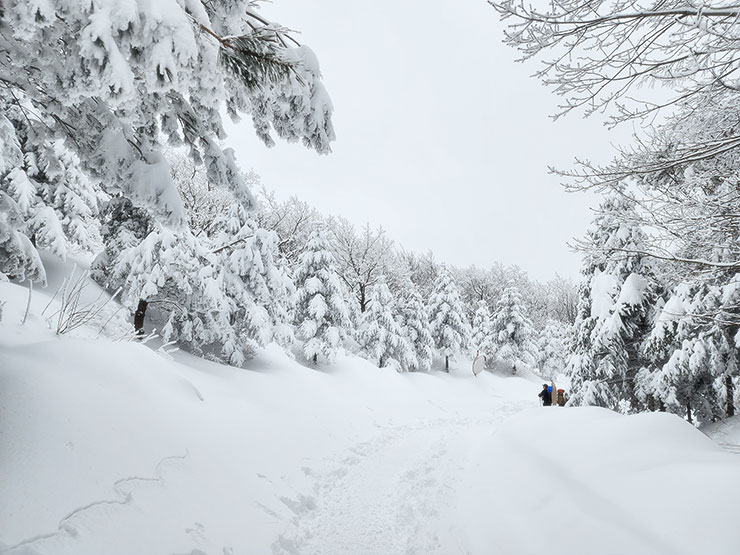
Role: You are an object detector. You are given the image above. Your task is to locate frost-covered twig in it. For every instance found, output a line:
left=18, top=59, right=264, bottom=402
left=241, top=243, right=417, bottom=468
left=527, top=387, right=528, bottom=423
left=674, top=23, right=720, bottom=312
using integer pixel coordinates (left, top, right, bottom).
left=44, top=266, right=122, bottom=335
left=156, top=340, right=180, bottom=359
left=20, top=280, right=32, bottom=325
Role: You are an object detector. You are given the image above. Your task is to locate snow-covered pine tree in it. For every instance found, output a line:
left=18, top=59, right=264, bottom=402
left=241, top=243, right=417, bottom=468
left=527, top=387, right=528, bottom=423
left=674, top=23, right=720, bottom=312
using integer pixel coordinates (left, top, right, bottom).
left=92, top=196, right=154, bottom=331
left=0, top=191, right=45, bottom=284
left=640, top=277, right=740, bottom=424
left=396, top=281, right=436, bottom=372
left=0, top=1, right=334, bottom=279
left=535, top=319, right=568, bottom=380
left=566, top=193, right=659, bottom=410
left=471, top=300, right=495, bottom=357
left=0, top=116, right=44, bottom=283
left=94, top=204, right=245, bottom=362
left=489, top=286, right=536, bottom=372
left=293, top=229, right=351, bottom=365
left=428, top=266, right=470, bottom=372
left=359, top=276, right=416, bottom=371
left=92, top=170, right=293, bottom=365
left=209, top=179, right=296, bottom=359
left=2, top=107, right=102, bottom=257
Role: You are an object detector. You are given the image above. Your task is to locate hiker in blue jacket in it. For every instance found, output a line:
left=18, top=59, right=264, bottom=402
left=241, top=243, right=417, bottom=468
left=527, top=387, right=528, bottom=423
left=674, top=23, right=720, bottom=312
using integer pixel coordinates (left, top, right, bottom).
left=538, top=384, right=552, bottom=406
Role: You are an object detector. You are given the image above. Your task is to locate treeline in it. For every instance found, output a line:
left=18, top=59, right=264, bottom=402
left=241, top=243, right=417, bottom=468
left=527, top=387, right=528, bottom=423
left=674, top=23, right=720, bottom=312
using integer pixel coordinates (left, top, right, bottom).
left=92, top=151, right=576, bottom=373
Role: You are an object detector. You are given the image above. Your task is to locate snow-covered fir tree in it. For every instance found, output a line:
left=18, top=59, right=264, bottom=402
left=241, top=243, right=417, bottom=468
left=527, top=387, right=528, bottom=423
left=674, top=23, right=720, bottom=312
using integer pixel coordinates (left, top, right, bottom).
left=471, top=300, right=495, bottom=357
left=208, top=181, right=295, bottom=359
left=0, top=115, right=101, bottom=266
left=396, top=281, right=436, bottom=371
left=93, top=213, right=235, bottom=360
left=567, top=193, right=660, bottom=410
left=0, top=116, right=44, bottom=282
left=639, top=276, right=740, bottom=424
left=293, top=229, right=351, bottom=365
left=359, top=276, right=416, bottom=371
left=92, top=172, right=293, bottom=365
left=536, top=320, right=569, bottom=379
left=489, top=286, right=536, bottom=372
left=428, top=266, right=470, bottom=372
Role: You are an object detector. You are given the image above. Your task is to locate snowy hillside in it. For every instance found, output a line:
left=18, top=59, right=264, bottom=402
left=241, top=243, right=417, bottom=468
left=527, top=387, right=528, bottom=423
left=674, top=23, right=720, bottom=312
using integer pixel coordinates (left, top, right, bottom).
left=2, top=272, right=740, bottom=555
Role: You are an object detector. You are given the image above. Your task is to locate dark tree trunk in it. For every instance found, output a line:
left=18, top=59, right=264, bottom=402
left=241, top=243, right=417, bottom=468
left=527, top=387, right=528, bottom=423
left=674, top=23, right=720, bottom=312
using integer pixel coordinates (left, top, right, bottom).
left=312, top=353, right=318, bottom=366
left=359, top=285, right=367, bottom=313
left=686, top=401, right=693, bottom=425
left=445, top=355, right=449, bottom=373
left=726, top=375, right=735, bottom=418
left=646, top=394, right=655, bottom=412
left=134, top=299, right=148, bottom=335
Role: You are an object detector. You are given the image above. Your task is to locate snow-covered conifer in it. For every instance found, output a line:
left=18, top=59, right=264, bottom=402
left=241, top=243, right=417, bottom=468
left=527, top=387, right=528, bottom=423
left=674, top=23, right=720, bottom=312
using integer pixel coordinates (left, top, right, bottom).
left=396, top=282, right=435, bottom=371
left=293, top=229, right=351, bottom=365
left=471, top=300, right=495, bottom=356
left=210, top=190, right=295, bottom=359
left=640, top=277, right=740, bottom=423
left=566, top=194, right=659, bottom=410
left=428, top=266, right=470, bottom=371
left=0, top=192, right=45, bottom=283
left=489, top=286, right=536, bottom=371
left=359, top=276, right=416, bottom=371
left=536, top=320, right=568, bottom=379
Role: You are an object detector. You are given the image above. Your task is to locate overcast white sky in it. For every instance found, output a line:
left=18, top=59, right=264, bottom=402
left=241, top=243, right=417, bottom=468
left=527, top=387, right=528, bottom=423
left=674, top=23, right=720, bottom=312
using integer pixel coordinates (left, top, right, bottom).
left=225, top=0, right=634, bottom=282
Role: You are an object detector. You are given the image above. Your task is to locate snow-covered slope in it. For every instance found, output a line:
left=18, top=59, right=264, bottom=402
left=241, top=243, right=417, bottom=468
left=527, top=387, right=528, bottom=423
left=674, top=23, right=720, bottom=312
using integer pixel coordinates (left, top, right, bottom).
left=2, top=274, right=740, bottom=555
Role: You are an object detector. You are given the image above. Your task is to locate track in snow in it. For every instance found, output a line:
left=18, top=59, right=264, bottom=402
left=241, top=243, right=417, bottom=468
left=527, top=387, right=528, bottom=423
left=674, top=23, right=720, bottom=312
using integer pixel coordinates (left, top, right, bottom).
left=273, top=404, right=529, bottom=555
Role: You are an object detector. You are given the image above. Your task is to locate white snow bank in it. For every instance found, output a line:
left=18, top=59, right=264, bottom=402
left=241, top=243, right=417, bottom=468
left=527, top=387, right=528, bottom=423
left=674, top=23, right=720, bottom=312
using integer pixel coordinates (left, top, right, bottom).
left=2, top=271, right=740, bottom=555
left=454, top=407, right=740, bottom=555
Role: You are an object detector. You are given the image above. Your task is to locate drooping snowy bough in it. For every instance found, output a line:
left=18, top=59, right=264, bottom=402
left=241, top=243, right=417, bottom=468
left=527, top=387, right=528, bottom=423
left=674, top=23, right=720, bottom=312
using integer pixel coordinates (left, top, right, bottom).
left=0, top=0, right=334, bottom=283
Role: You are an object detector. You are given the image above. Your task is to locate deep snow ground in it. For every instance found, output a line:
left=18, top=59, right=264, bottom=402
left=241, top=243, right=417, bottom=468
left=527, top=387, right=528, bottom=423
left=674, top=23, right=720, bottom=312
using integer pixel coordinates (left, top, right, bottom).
left=2, top=271, right=740, bottom=555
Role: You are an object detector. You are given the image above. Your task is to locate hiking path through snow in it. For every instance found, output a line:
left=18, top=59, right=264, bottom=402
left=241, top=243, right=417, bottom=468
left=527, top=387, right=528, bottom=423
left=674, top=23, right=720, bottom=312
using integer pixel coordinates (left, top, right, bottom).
left=272, top=400, right=532, bottom=555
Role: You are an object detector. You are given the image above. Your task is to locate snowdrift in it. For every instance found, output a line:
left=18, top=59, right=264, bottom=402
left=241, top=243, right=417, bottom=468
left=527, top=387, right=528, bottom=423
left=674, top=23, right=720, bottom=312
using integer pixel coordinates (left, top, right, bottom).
left=2, top=276, right=740, bottom=555
left=456, top=408, right=740, bottom=555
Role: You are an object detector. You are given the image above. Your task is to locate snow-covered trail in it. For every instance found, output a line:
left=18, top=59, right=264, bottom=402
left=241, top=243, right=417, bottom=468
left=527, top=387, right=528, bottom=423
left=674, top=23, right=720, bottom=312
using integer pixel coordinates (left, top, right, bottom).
left=274, top=403, right=530, bottom=555
left=269, top=401, right=740, bottom=555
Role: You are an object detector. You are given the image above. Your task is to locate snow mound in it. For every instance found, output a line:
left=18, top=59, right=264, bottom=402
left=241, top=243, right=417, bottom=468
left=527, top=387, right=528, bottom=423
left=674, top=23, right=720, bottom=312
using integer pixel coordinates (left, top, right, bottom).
left=2, top=272, right=740, bottom=555
left=456, top=408, right=740, bottom=555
